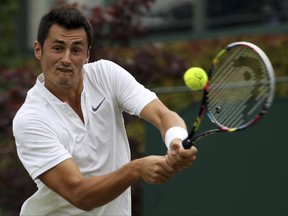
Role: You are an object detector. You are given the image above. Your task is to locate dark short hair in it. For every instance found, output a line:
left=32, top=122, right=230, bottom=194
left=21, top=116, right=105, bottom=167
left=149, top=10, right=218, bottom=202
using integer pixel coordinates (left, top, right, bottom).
left=37, top=5, right=93, bottom=49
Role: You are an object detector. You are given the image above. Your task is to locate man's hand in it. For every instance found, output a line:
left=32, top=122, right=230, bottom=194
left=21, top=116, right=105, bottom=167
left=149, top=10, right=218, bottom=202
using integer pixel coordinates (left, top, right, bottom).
left=135, top=156, right=176, bottom=184
left=165, top=138, right=198, bottom=172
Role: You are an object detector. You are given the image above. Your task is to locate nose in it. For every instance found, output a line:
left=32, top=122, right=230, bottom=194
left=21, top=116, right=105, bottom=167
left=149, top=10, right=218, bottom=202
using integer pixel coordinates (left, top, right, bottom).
left=61, top=50, right=72, bottom=65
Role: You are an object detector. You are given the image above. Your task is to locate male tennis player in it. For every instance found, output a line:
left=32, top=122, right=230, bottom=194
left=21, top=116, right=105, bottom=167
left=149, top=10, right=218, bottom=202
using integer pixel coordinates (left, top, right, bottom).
left=13, top=5, right=197, bottom=215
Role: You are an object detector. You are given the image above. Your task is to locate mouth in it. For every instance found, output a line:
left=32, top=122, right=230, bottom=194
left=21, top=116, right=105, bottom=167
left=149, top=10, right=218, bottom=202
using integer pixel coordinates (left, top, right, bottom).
left=57, top=67, right=73, bottom=73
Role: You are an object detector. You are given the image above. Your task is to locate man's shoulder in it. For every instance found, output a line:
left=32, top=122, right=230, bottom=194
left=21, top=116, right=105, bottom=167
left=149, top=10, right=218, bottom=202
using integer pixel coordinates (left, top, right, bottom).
left=84, top=59, right=114, bottom=66
left=83, top=59, right=123, bottom=73
left=13, top=87, right=48, bottom=125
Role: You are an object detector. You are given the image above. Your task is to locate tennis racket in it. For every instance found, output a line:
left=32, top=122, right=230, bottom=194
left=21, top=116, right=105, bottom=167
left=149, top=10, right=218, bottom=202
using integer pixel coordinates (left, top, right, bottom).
left=182, top=41, right=275, bottom=149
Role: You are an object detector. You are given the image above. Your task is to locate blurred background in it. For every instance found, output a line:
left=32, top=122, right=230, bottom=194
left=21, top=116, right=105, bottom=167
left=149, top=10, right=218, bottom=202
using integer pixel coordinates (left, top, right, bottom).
left=0, top=0, right=287, bottom=215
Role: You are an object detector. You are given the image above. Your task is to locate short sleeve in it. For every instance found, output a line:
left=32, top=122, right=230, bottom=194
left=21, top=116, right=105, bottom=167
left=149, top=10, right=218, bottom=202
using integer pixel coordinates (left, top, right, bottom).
left=84, top=60, right=158, bottom=116
left=13, top=111, right=71, bottom=180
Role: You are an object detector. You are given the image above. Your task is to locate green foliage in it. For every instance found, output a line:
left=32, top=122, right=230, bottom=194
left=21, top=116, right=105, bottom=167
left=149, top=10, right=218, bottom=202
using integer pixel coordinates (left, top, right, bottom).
left=0, top=67, right=37, bottom=215
left=82, top=0, right=156, bottom=62
left=0, top=0, right=19, bottom=66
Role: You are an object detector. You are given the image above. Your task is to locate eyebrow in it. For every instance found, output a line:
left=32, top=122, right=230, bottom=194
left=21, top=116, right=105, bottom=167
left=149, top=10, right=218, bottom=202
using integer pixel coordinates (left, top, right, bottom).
left=53, top=39, right=84, bottom=46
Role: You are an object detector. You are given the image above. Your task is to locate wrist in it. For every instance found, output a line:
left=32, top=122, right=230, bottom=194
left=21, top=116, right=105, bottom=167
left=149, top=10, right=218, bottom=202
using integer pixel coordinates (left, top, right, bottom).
left=128, top=159, right=142, bottom=183
left=164, top=126, right=188, bottom=149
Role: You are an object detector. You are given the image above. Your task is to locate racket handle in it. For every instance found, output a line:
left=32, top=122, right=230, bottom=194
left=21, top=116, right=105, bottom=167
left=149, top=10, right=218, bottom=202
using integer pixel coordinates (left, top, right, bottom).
left=182, top=138, right=193, bottom=149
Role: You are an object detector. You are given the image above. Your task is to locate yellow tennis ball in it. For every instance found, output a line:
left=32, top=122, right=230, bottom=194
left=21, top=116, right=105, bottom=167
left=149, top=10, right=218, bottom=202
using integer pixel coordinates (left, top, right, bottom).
left=183, top=67, right=208, bottom=91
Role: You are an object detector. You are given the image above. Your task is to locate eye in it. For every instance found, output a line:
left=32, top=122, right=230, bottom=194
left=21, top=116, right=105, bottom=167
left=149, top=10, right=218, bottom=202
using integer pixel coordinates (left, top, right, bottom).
left=72, top=47, right=82, bottom=54
left=52, top=46, right=63, bottom=52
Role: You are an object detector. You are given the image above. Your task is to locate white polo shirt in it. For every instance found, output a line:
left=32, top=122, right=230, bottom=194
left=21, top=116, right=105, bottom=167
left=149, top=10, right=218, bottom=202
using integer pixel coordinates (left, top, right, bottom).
left=13, top=59, right=157, bottom=215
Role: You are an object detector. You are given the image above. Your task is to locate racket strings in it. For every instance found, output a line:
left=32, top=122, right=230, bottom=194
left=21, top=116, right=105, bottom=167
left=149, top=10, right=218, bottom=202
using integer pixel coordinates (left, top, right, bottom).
left=207, top=46, right=270, bottom=128
left=247, top=84, right=270, bottom=115
left=209, top=69, right=256, bottom=128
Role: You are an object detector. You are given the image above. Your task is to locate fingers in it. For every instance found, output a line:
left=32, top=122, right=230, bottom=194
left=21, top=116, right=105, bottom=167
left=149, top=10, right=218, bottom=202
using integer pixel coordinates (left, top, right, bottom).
left=165, top=155, right=192, bottom=171
left=138, top=142, right=198, bottom=185
left=169, top=141, right=181, bottom=156
left=139, top=156, right=175, bottom=184
left=166, top=140, right=198, bottom=172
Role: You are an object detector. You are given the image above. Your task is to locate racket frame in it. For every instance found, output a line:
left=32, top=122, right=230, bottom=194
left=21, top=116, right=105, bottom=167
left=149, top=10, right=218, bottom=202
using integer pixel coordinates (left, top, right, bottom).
left=182, top=41, right=275, bottom=149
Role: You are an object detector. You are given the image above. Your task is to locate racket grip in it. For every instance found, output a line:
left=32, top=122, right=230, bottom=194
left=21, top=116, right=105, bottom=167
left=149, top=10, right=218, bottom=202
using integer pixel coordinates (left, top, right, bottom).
left=182, top=138, right=193, bottom=149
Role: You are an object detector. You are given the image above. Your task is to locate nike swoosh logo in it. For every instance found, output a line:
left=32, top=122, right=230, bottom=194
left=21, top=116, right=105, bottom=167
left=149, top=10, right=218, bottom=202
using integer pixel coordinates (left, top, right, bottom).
left=92, top=98, right=106, bottom=112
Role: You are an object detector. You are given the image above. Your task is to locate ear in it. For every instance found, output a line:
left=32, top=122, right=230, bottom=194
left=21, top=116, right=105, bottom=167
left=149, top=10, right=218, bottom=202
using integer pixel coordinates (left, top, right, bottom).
left=85, top=47, right=91, bottom=63
left=34, top=40, right=42, bottom=60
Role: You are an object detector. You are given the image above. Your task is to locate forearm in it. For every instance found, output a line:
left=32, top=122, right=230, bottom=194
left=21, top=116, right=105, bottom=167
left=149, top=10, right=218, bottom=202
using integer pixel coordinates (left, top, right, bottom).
left=74, top=155, right=174, bottom=210
left=73, top=161, right=140, bottom=211
left=40, top=156, right=174, bottom=212
left=39, top=158, right=141, bottom=211
left=158, top=110, right=187, bottom=139
left=140, top=99, right=187, bottom=138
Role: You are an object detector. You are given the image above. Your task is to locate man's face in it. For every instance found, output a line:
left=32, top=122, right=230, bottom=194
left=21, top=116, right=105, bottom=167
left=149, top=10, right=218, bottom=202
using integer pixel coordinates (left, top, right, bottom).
left=34, top=24, right=90, bottom=91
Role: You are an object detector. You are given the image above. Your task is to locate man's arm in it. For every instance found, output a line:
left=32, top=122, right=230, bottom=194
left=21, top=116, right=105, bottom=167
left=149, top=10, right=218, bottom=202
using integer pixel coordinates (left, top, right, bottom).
left=140, top=99, right=186, bottom=138
left=39, top=155, right=174, bottom=211
left=140, top=98, right=198, bottom=171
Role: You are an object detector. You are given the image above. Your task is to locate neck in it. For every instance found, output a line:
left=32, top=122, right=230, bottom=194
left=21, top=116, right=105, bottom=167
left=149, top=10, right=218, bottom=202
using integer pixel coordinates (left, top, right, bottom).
left=45, top=81, right=84, bottom=122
